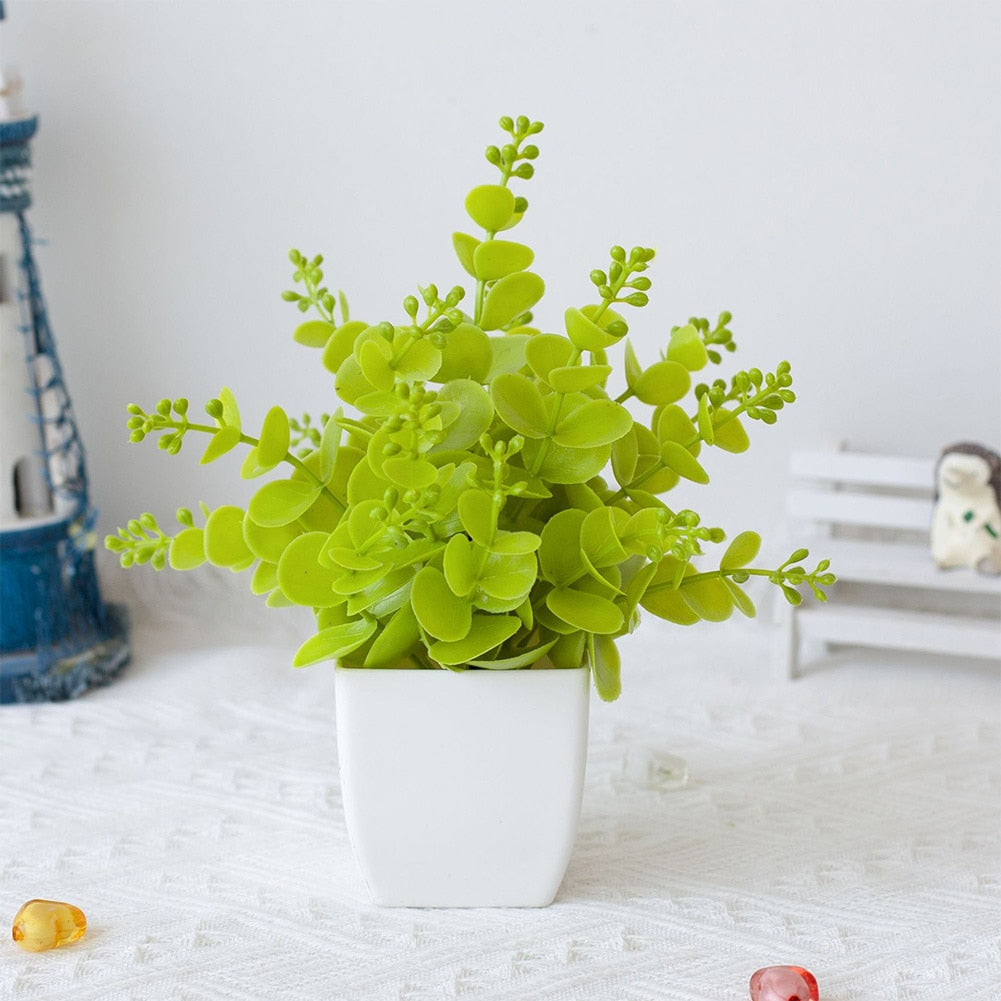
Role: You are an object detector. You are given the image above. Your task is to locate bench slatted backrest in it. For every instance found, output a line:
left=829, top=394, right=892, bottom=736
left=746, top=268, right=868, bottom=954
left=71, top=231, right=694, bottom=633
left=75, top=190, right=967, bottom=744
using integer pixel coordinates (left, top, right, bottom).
left=787, top=450, right=935, bottom=533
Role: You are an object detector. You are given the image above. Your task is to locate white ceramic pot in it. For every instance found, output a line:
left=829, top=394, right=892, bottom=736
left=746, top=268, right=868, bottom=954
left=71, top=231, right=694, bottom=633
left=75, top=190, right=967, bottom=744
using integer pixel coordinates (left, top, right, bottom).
left=334, top=665, right=590, bottom=907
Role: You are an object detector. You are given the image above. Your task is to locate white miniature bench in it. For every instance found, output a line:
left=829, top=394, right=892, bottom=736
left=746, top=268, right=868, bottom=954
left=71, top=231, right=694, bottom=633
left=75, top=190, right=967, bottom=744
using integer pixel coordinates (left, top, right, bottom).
left=781, top=448, right=1001, bottom=677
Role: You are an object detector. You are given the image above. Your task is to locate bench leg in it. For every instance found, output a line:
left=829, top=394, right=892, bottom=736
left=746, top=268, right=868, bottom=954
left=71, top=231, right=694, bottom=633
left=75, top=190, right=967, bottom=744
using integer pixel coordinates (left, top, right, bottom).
left=785, top=607, right=800, bottom=680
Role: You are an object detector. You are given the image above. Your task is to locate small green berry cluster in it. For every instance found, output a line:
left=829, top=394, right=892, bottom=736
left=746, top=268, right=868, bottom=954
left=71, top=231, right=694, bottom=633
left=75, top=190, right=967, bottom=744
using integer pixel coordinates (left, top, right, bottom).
left=126, top=399, right=190, bottom=453
left=765, top=549, right=837, bottom=605
left=696, top=361, right=795, bottom=426
left=590, top=245, right=656, bottom=319
left=486, top=115, right=543, bottom=195
left=282, top=250, right=346, bottom=324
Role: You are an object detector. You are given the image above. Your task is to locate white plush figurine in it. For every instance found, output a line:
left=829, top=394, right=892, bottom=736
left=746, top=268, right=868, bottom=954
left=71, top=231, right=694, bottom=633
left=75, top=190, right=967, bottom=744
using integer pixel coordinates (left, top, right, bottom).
left=930, top=442, right=1001, bottom=575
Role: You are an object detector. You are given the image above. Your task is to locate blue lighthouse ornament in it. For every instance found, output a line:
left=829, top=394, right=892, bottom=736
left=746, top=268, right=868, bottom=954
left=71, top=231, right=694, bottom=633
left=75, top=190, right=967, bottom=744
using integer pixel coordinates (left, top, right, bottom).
left=0, top=8, right=129, bottom=701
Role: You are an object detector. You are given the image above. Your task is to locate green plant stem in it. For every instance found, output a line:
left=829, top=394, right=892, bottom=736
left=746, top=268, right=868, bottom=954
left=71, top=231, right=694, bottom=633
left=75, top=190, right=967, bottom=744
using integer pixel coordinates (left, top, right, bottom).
left=591, top=264, right=633, bottom=325
left=473, top=230, right=497, bottom=326
left=469, top=453, right=506, bottom=581
left=651, top=566, right=765, bottom=591
left=524, top=347, right=582, bottom=476
left=162, top=420, right=345, bottom=514
left=644, top=564, right=818, bottom=597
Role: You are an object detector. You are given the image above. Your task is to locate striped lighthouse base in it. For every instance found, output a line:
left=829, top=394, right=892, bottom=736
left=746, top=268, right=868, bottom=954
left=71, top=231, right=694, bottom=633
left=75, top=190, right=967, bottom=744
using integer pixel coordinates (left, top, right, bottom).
left=0, top=516, right=130, bottom=703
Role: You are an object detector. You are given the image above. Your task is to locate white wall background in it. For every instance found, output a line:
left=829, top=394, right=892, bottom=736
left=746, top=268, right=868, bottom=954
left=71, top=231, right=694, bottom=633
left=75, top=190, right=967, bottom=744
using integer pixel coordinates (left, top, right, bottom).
left=4, top=0, right=999, bottom=555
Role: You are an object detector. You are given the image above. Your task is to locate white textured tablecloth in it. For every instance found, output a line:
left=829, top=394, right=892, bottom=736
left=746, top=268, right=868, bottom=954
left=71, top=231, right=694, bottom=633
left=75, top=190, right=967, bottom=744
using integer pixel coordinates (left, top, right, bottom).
left=2, top=566, right=999, bottom=1000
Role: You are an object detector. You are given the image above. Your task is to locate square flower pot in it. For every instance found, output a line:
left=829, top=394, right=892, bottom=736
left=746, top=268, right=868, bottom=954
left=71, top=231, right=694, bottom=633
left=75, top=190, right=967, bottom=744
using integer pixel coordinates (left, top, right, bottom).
left=334, top=665, right=590, bottom=907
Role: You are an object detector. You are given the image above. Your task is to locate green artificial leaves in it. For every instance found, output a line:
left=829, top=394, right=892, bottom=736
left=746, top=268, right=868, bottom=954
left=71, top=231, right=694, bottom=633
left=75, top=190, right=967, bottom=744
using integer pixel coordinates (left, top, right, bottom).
left=106, top=114, right=835, bottom=700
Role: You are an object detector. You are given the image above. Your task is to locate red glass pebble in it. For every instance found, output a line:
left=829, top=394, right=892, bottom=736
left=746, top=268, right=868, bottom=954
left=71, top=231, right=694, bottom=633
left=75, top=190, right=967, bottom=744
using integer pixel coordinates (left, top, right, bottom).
left=749, top=965, right=819, bottom=1001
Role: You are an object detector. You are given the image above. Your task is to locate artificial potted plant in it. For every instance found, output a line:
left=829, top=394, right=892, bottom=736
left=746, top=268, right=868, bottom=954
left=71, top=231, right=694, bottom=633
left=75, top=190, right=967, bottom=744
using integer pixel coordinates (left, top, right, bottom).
left=107, top=115, right=833, bottom=907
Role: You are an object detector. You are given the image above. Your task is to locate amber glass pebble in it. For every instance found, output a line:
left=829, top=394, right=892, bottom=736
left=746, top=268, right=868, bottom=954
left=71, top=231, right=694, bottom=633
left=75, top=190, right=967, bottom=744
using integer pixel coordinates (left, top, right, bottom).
left=11, top=899, right=87, bottom=952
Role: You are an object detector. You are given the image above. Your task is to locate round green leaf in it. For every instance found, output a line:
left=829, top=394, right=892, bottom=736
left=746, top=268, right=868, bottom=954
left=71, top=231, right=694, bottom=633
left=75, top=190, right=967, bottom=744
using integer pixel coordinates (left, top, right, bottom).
left=486, top=334, right=529, bottom=379
left=591, top=633, right=622, bottom=702
left=458, top=489, right=495, bottom=546
left=680, top=576, right=734, bottom=621
left=640, top=585, right=700, bottom=625
left=719, top=530, right=761, bottom=571
left=549, top=364, right=612, bottom=394
left=334, top=355, right=376, bottom=405
left=322, top=320, right=369, bottom=375
left=639, top=561, right=700, bottom=625
left=248, top=479, right=322, bottom=527
left=428, top=613, right=521, bottom=666
left=293, top=319, right=335, bottom=348
left=469, top=638, right=557, bottom=670
left=435, top=323, right=492, bottom=383
left=412, top=566, right=472, bottom=642
left=347, top=498, right=386, bottom=551
left=711, top=409, right=750, bottom=453
left=473, top=239, right=534, bottom=281
left=667, top=323, right=708, bottom=371
left=564, top=306, right=619, bottom=352
left=581, top=506, right=630, bottom=568
left=257, top=405, right=291, bottom=469
left=525, top=333, right=573, bottom=383
left=477, top=551, right=536, bottom=603
left=200, top=425, right=242, bottom=466
left=465, top=184, right=516, bottom=232
left=243, top=512, right=301, bottom=563
left=364, top=603, right=421, bottom=668
left=725, top=579, right=756, bottom=618
left=168, top=527, right=206, bottom=570
left=660, top=441, right=710, bottom=484
left=354, top=390, right=400, bottom=418
left=491, top=372, right=549, bottom=438
left=293, top=617, right=376, bottom=667
left=491, top=530, right=541, bottom=555
left=319, top=412, right=343, bottom=483
left=443, top=533, right=479, bottom=597
left=345, top=453, right=386, bottom=506
left=496, top=211, right=525, bottom=233
left=611, top=425, right=639, bottom=486
left=479, top=271, right=545, bottom=331
left=240, top=447, right=269, bottom=480
left=251, top=560, right=278, bottom=596
left=217, top=386, right=241, bottom=431
left=656, top=404, right=699, bottom=448
left=697, top=391, right=715, bottom=444
left=382, top=456, right=437, bottom=490
left=554, top=399, right=633, bottom=448
left=632, top=458, right=680, bottom=495
left=354, top=567, right=417, bottom=618
left=289, top=452, right=346, bottom=533
left=277, top=531, right=341, bottom=607
left=632, top=361, right=691, bottom=406
left=434, top=379, right=493, bottom=450
left=394, top=337, right=442, bottom=382
left=324, top=545, right=382, bottom=572
left=539, top=509, right=586, bottom=586
left=204, top=505, right=254, bottom=570
left=624, top=341, right=643, bottom=390
left=359, top=337, right=395, bottom=390
left=522, top=439, right=611, bottom=484
left=452, top=232, right=480, bottom=278
left=546, top=587, right=623, bottom=634
left=549, top=630, right=586, bottom=667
